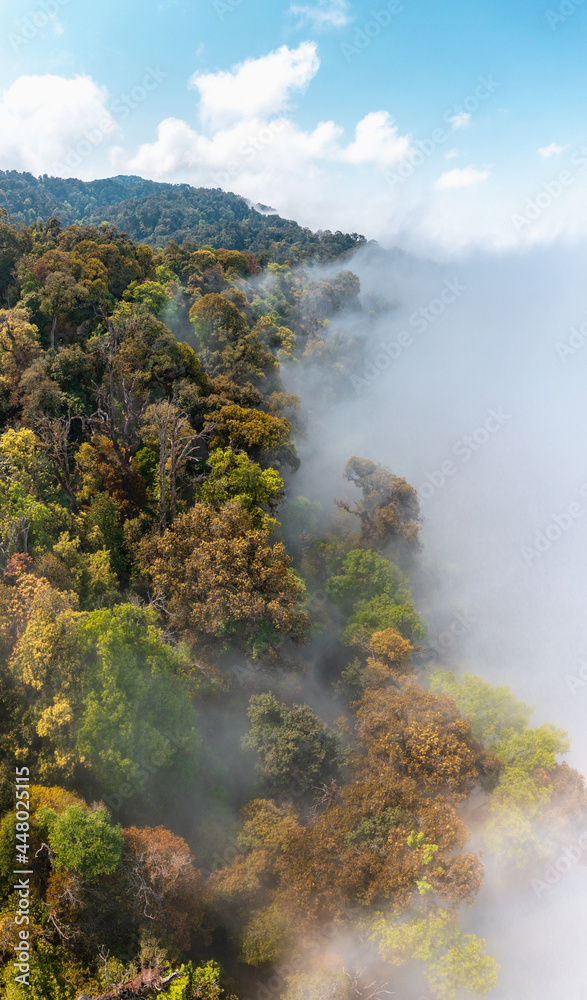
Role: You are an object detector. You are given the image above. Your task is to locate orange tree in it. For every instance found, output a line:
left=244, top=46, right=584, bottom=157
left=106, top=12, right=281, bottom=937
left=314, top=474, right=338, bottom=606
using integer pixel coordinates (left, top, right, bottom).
left=139, top=501, right=310, bottom=657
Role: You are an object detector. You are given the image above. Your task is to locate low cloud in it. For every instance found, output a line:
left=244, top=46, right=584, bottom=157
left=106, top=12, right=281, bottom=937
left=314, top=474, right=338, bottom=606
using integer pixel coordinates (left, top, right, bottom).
left=288, top=0, right=351, bottom=29
left=449, top=111, right=471, bottom=130
left=434, top=166, right=491, bottom=190
left=538, top=142, right=566, bottom=159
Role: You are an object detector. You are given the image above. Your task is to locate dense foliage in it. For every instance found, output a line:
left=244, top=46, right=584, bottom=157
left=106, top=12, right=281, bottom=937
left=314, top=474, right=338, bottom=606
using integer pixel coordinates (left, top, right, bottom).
left=0, top=172, right=366, bottom=265
left=0, top=205, right=583, bottom=1000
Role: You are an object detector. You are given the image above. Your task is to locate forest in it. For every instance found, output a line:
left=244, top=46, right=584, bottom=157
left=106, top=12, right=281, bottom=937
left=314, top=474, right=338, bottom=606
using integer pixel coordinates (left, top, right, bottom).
left=0, top=173, right=366, bottom=265
left=0, top=198, right=584, bottom=1000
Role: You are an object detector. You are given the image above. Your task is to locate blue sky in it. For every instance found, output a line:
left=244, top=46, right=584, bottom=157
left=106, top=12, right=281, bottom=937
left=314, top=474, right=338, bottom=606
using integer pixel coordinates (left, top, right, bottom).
left=0, top=0, right=586, bottom=253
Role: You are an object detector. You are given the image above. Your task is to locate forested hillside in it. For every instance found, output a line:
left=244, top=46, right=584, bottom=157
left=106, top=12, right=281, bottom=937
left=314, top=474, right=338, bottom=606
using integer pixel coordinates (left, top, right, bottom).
left=0, top=172, right=366, bottom=264
left=0, top=208, right=584, bottom=1000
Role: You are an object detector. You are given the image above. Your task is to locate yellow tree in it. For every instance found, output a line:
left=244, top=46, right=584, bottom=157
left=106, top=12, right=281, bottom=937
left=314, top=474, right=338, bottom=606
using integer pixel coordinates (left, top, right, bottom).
left=140, top=502, right=310, bottom=655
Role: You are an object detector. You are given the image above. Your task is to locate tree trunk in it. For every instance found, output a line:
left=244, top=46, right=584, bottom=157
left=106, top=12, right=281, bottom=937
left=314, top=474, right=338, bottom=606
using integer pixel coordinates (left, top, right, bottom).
left=79, top=965, right=180, bottom=999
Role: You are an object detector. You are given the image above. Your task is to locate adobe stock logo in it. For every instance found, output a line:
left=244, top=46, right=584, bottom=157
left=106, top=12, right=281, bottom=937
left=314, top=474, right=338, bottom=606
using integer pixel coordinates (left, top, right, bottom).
left=52, top=66, right=168, bottom=173
left=418, top=407, right=511, bottom=505
left=9, top=0, right=71, bottom=51
left=532, top=833, right=587, bottom=896
left=427, top=610, right=478, bottom=658
left=349, top=278, right=466, bottom=392
left=564, top=656, right=587, bottom=696
left=555, top=314, right=587, bottom=361
left=520, top=482, right=587, bottom=566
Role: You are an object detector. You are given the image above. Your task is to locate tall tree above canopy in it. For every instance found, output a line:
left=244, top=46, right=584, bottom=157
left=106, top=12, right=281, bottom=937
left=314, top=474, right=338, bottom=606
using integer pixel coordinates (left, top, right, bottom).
left=140, top=401, right=214, bottom=531
left=337, top=456, right=422, bottom=553
left=140, top=502, right=310, bottom=656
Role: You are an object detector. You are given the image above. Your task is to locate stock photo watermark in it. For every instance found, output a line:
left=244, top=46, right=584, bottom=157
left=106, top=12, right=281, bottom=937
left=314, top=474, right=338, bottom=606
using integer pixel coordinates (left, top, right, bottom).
left=384, top=76, right=501, bottom=189
left=350, top=278, right=466, bottom=391
left=8, top=0, right=71, bottom=52
left=418, top=407, right=512, bottom=506
left=213, top=0, right=245, bottom=19
left=555, top=313, right=587, bottom=360
left=520, top=482, right=587, bottom=565
left=512, top=147, right=587, bottom=232
left=545, top=0, right=585, bottom=30
left=210, top=119, right=285, bottom=188
left=427, top=610, right=479, bottom=658
left=565, top=656, right=587, bottom=695
left=532, top=832, right=587, bottom=896
left=340, top=0, right=413, bottom=63
left=52, top=66, right=168, bottom=174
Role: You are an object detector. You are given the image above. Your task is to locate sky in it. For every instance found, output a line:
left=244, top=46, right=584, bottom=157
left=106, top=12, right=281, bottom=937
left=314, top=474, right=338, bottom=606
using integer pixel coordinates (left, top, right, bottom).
left=1, top=0, right=587, bottom=254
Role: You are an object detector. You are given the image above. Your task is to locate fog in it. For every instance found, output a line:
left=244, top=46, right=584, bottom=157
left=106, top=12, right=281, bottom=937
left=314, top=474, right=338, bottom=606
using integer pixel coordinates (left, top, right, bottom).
left=286, top=237, right=587, bottom=998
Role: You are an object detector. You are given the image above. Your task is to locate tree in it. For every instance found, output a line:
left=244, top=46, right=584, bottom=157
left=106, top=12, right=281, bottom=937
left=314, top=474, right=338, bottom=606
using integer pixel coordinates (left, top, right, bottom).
left=243, top=693, right=343, bottom=798
left=33, top=413, right=80, bottom=514
left=371, top=907, right=499, bottom=1000
left=75, top=605, right=201, bottom=800
left=211, top=679, right=495, bottom=945
left=337, top=457, right=421, bottom=553
left=327, top=549, right=426, bottom=647
left=0, top=211, right=21, bottom=307
left=140, top=401, right=214, bottom=530
left=40, top=805, right=123, bottom=881
left=428, top=671, right=533, bottom=749
left=197, top=447, right=284, bottom=528
left=190, top=293, right=276, bottom=384
left=140, top=502, right=310, bottom=656
left=355, top=683, right=500, bottom=802
left=210, top=404, right=298, bottom=470
left=123, top=279, right=169, bottom=317
left=0, top=480, right=53, bottom=564
left=484, top=724, right=571, bottom=867
left=0, top=306, right=40, bottom=419
left=165, top=960, right=233, bottom=1000
left=10, top=597, right=200, bottom=796
left=88, top=347, right=148, bottom=516
left=37, top=271, right=89, bottom=349
left=282, top=970, right=353, bottom=1000
left=122, top=826, right=205, bottom=951
left=346, top=629, right=416, bottom=691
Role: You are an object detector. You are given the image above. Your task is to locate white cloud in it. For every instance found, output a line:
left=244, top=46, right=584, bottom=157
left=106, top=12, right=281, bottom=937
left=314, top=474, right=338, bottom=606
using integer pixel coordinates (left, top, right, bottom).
left=449, top=111, right=471, bottom=130
left=341, top=111, right=412, bottom=166
left=434, top=166, right=491, bottom=190
left=121, top=115, right=343, bottom=182
left=288, top=0, right=351, bottom=29
left=189, top=42, right=320, bottom=128
left=538, top=142, right=565, bottom=159
left=445, top=148, right=459, bottom=160
left=0, top=74, right=118, bottom=177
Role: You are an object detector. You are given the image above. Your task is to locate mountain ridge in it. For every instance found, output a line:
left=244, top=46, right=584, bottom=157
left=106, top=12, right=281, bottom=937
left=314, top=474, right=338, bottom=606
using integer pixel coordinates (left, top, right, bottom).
left=0, top=170, right=366, bottom=264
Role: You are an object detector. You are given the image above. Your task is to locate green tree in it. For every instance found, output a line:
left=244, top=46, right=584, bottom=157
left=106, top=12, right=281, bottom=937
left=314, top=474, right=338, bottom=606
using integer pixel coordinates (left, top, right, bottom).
left=428, top=671, right=533, bottom=748
left=75, top=605, right=201, bottom=800
left=327, top=549, right=426, bottom=646
left=40, top=804, right=123, bottom=881
left=197, top=448, right=284, bottom=527
left=371, top=908, right=499, bottom=1000
left=243, top=693, right=343, bottom=797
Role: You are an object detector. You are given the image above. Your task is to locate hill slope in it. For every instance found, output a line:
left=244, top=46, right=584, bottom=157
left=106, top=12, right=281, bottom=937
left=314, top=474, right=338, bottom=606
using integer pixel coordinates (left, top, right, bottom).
left=0, top=170, right=365, bottom=263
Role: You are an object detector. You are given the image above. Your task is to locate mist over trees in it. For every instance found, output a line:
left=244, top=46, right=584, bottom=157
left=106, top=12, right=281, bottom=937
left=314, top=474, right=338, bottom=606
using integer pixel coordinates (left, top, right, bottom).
left=0, top=195, right=584, bottom=1000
